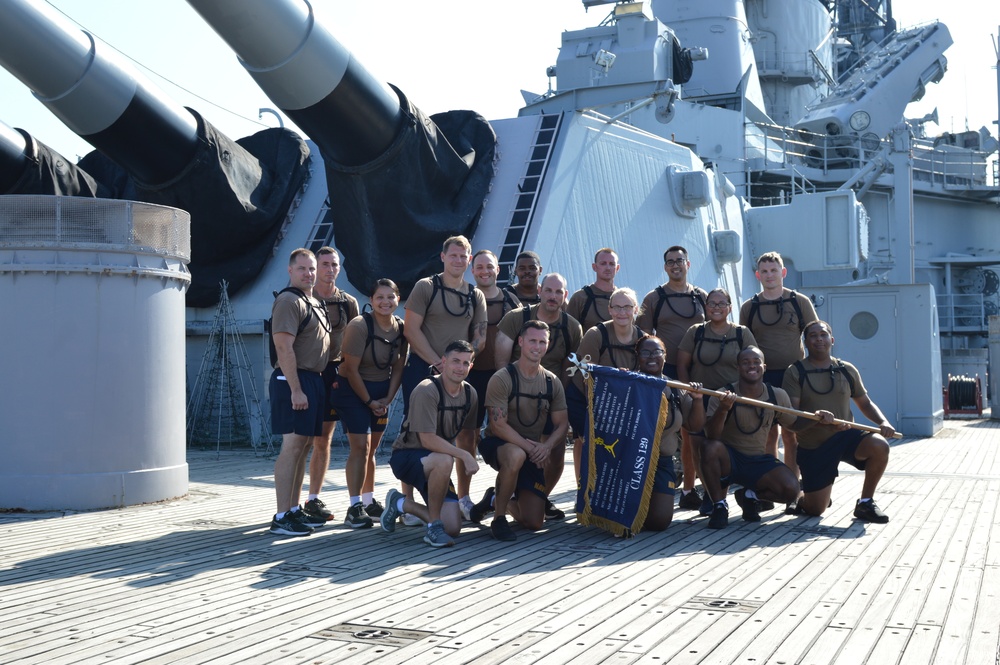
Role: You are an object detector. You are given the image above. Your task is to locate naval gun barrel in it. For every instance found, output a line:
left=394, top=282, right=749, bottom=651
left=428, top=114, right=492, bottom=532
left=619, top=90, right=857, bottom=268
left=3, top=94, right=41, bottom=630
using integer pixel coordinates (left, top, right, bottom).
left=186, top=0, right=401, bottom=167
left=0, top=119, right=107, bottom=197
left=0, top=121, right=28, bottom=193
left=188, top=0, right=497, bottom=295
left=0, top=0, right=200, bottom=186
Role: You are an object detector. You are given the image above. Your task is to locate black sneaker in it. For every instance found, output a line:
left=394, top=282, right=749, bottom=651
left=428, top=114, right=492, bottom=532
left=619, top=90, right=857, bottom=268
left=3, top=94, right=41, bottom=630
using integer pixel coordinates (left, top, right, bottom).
left=544, top=499, right=565, bottom=521
left=292, top=507, right=326, bottom=529
left=490, top=515, right=517, bottom=541
left=344, top=502, right=374, bottom=529
left=678, top=489, right=702, bottom=510
left=698, top=491, right=715, bottom=516
left=854, top=499, right=889, bottom=523
left=365, top=499, right=384, bottom=518
left=303, top=497, right=334, bottom=521
left=734, top=488, right=761, bottom=522
left=269, top=512, right=313, bottom=536
left=469, top=487, right=496, bottom=523
left=707, top=503, right=729, bottom=529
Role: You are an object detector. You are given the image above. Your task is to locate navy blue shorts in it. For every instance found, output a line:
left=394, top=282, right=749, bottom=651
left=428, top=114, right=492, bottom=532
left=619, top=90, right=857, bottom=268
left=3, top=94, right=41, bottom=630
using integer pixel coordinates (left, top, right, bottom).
left=338, top=379, right=391, bottom=435
left=322, top=361, right=342, bottom=423
left=652, top=454, right=677, bottom=495
left=270, top=369, right=325, bottom=436
left=466, top=368, right=493, bottom=427
left=797, top=429, right=868, bottom=493
left=721, top=447, right=786, bottom=490
left=566, top=382, right=588, bottom=435
left=479, top=435, right=547, bottom=499
left=389, top=448, right=458, bottom=503
left=401, top=355, right=434, bottom=417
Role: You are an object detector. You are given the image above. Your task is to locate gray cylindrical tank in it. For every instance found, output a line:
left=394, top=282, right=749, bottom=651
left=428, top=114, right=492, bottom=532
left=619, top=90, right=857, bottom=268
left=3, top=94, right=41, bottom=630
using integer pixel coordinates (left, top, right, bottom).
left=0, top=196, right=191, bottom=510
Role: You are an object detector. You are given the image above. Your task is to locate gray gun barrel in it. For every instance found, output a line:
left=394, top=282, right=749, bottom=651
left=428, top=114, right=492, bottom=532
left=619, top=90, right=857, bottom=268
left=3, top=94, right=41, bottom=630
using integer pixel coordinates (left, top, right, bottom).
left=1, top=119, right=107, bottom=197
left=0, top=0, right=199, bottom=186
left=186, top=0, right=402, bottom=166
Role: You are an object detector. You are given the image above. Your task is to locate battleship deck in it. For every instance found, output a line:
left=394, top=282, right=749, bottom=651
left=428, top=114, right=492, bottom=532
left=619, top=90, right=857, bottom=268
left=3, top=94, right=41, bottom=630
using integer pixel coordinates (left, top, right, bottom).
left=1, top=418, right=998, bottom=665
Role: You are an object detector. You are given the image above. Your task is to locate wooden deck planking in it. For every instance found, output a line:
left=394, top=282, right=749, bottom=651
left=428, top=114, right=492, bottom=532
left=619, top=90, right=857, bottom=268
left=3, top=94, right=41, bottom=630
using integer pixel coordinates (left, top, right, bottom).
left=1, top=419, right=999, bottom=664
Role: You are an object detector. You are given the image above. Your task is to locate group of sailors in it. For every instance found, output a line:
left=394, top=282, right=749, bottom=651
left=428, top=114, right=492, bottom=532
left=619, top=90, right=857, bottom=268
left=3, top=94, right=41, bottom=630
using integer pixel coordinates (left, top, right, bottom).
left=267, top=236, right=896, bottom=547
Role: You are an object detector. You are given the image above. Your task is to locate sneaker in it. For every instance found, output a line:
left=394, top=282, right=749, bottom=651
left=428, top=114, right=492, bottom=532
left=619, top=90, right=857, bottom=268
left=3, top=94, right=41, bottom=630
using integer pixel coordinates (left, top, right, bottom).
left=707, top=503, right=729, bottom=529
left=344, top=502, right=374, bottom=529
left=293, top=507, right=326, bottom=529
left=698, top=491, right=715, bottom=516
left=490, top=515, right=517, bottom=542
left=678, top=489, right=702, bottom=510
left=734, top=488, right=761, bottom=523
left=380, top=489, right=403, bottom=533
left=423, top=520, right=455, bottom=548
left=364, top=499, right=384, bottom=518
left=303, top=497, right=334, bottom=521
left=401, top=513, right=425, bottom=527
left=459, top=497, right=475, bottom=522
left=269, top=512, right=313, bottom=536
left=469, top=487, right=496, bottom=523
left=544, top=499, right=565, bottom=521
left=854, top=499, right=889, bottom=524
left=757, top=498, right=775, bottom=512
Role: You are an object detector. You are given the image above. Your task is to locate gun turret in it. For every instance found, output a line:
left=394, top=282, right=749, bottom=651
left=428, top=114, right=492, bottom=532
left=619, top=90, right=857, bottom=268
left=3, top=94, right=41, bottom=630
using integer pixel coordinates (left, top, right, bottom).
left=187, top=0, right=497, bottom=295
left=0, top=0, right=310, bottom=306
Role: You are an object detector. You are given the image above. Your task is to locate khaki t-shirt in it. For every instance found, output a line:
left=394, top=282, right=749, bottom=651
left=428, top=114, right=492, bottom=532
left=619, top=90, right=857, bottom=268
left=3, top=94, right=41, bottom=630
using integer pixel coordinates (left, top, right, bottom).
left=659, top=387, right=696, bottom=457
left=567, top=285, right=614, bottom=332
left=318, top=288, right=359, bottom=363
left=706, top=383, right=796, bottom=455
left=783, top=358, right=865, bottom=449
left=496, top=305, right=583, bottom=377
left=473, top=289, right=521, bottom=372
left=677, top=323, right=757, bottom=390
left=637, top=284, right=708, bottom=365
left=392, top=377, right=479, bottom=451
left=739, top=289, right=818, bottom=370
left=484, top=364, right=567, bottom=443
left=405, top=275, right=488, bottom=358
left=271, top=290, right=331, bottom=374
left=341, top=314, right=405, bottom=382
left=571, top=322, right=641, bottom=393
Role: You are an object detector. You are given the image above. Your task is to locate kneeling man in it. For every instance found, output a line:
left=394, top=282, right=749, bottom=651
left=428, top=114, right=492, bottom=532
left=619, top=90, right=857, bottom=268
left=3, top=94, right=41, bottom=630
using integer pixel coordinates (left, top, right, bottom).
left=701, top=346, right=834, bottom=529
left=479, top=321, right=569, bottom=541
left=381, top=341, right=480, bottom=547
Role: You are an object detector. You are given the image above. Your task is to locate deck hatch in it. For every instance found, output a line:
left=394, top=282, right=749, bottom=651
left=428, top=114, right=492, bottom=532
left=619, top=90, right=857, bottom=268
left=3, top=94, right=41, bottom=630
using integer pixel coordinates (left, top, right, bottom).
left=313, top=623, right=433, bottom=646
left=683, top=597, right=763, bottom=613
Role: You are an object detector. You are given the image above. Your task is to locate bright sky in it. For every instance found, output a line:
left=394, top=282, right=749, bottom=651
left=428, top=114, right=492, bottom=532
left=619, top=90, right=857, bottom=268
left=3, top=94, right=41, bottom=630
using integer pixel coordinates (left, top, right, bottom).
left=1, top=0, right=997, bottom=162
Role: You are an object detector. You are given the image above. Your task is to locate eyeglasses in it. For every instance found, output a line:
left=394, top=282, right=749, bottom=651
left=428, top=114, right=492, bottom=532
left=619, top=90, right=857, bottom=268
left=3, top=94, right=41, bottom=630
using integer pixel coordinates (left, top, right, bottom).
left=664, top=258, right=686, bottom=267
left=706, top=301, right=730, bottom=309
left=609, top=305, right=635, bottom=313
left=638, top=349, right=665, bottom=359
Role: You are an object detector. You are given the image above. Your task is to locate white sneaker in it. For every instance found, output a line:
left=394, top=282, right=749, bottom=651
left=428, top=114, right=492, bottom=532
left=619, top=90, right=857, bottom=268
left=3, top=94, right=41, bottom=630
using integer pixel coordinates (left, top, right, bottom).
left=459, top=497, right=475, bottom=521
left=401, top=512, right=425, bottom=527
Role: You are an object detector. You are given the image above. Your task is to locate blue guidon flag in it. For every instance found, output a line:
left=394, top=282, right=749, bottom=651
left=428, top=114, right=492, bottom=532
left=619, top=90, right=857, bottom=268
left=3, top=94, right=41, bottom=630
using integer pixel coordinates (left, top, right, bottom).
left=575, top=364, right=668, bottom=536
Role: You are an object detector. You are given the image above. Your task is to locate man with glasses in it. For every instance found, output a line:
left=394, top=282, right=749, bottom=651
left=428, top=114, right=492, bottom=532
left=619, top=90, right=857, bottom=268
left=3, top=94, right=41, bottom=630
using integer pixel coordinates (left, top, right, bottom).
left=638, top=246, right=708, bottom=511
